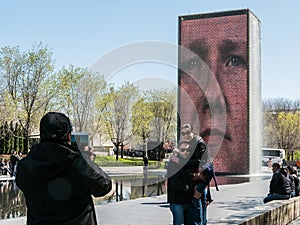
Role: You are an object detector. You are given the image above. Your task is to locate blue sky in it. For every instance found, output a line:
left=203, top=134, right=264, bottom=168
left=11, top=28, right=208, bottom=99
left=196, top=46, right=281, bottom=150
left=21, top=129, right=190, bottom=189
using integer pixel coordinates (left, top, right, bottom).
left=1, top=0, right=299, bottom=100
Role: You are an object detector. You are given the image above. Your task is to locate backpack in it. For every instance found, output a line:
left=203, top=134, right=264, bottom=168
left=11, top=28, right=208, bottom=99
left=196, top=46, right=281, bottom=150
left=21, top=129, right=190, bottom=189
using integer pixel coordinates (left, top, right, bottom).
left=195, top=163, right=219, bottom=204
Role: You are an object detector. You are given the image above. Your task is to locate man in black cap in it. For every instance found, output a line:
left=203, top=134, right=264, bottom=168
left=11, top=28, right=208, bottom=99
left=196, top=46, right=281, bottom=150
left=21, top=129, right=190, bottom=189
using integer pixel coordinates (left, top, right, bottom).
left=16, top=112, right=112, bottom=225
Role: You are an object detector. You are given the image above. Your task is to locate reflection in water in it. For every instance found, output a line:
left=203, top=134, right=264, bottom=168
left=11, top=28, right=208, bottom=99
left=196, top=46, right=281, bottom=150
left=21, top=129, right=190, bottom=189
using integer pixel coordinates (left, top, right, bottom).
left=93, top=173, right=166, bottom=205
left=0, top=171, right=272, bottom=220
left=0, top=180, right=26, bottom=219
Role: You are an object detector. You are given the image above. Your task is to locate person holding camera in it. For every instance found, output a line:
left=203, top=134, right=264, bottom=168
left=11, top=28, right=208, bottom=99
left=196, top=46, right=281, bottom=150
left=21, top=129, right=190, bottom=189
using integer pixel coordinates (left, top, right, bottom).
left=16, top=112, right=112, bottom=225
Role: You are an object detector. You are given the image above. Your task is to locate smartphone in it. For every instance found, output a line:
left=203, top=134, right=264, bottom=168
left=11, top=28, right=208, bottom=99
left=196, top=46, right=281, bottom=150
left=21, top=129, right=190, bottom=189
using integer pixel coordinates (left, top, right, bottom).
left=71, top=134, right=79, bottom=150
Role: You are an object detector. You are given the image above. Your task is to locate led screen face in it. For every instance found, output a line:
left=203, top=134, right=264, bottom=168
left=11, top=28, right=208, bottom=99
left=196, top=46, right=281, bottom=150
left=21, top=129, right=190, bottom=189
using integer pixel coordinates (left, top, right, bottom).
left=179, top=12, right=249, bottom=174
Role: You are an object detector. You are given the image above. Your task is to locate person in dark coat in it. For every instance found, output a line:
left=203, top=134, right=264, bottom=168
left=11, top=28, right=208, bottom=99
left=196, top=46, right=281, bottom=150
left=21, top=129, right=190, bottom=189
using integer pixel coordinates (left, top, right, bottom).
left=10, top=151, right=20, bottom=176
left=287, top=165, right=300, bottom=197
left=16, top=112, right=112, bottom=225
left=263, top=163, right=291, bottom=203
left=167, top=141, right=194, bottom=225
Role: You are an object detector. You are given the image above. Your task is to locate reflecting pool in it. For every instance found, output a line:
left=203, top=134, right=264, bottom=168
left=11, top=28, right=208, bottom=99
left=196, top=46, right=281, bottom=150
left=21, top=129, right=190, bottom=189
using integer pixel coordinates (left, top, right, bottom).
left=0, top=180, right=26, bottom=220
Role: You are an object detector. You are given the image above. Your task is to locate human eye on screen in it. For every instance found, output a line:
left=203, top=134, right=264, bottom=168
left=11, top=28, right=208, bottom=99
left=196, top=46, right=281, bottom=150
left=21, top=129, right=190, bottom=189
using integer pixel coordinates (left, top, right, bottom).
left=225, top=55, right=246, bottom=67
left=181, top=58, right=200, bottom=71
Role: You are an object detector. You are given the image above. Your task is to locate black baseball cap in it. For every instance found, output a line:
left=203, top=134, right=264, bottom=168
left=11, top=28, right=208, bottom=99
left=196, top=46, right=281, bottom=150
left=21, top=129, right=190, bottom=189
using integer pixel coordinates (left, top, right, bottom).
left=40, top=112, right=72, bottom=142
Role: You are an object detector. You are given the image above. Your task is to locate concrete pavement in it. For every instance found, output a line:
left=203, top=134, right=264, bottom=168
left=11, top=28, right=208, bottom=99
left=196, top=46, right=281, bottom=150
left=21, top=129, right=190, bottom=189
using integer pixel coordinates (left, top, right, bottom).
left=96, top=177, right=272, bottom=225
left=289, top=216, right=300, bottom=225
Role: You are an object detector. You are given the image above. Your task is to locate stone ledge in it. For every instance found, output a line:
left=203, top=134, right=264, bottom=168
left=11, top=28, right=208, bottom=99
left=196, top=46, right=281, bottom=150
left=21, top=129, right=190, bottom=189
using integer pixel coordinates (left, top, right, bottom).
left=239, top=196, right=300, bottom=225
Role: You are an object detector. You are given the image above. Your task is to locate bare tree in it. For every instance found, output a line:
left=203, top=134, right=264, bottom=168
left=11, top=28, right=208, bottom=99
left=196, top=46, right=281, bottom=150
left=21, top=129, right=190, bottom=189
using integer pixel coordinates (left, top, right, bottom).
left=103, top=82, right=139, bottom=160
left=55, top=65, right=111, bottom=146
left=54, top=65, right=85, bottom=123
left=144, top=88, right=176, bottom=160
left=81, top=73, right=112, bottom=144
left=71, top=70, right=107, bottom=132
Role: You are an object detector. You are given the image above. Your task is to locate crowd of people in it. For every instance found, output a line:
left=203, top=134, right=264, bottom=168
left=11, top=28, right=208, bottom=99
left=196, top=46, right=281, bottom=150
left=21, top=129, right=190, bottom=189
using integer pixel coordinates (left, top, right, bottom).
left=0, top=151, right=23, bottom=177
left=263, top=162, right=300, bottom=204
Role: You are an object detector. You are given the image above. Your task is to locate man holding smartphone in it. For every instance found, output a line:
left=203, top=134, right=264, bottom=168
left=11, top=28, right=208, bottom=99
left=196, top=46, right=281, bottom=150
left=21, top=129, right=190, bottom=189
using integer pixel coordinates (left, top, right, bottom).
left=16, top=112, right=112, bottom=225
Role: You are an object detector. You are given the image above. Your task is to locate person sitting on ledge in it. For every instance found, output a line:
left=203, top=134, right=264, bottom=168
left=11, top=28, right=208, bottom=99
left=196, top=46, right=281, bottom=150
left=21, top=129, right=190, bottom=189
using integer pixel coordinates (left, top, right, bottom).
left=263, top=163, right=291, bottom=204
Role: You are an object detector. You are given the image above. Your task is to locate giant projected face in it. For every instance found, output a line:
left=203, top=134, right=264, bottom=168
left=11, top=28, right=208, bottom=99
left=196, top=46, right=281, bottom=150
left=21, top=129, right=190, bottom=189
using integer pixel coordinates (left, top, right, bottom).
left=179, top=12, right=248, bottom=174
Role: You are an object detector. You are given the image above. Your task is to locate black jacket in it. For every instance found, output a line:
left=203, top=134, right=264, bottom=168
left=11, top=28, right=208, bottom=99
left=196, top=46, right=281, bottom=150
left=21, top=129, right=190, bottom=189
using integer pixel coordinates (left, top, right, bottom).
left=16, top=142, right=112, bottom=225
left=288, top=174, right=296, bottom=194
left=185, top=135, right=208, bottom=172
left=293, top=174, right=300, bottom=196
left=269, top=169, right=291, bottom=195
left=167, top=155, right=194, bottom=204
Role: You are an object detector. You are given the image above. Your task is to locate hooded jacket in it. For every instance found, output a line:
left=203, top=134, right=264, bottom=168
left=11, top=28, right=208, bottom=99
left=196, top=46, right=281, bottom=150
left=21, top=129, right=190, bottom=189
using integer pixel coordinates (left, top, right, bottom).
left=16, top=142, right=112, bottom=225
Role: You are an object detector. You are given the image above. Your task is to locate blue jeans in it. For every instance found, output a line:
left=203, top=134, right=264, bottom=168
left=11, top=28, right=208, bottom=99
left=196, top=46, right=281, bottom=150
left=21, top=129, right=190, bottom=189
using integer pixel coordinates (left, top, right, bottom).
left=187, top=188, right=208, bottom=225
left=187, top=197, right=204, bottom=225
left=291, top=191, right=296, bottom=198
left=201, top=189, right=207, bottom=225
left=263, top=193, right=290, bottom=203
left=170, top=203, right=190, bottom=225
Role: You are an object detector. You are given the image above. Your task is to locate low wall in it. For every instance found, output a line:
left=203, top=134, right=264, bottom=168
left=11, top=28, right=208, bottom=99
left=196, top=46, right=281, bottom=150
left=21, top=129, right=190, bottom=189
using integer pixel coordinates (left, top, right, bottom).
left=239, top=196, right=300, bottom=225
